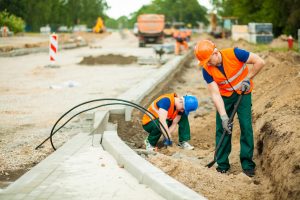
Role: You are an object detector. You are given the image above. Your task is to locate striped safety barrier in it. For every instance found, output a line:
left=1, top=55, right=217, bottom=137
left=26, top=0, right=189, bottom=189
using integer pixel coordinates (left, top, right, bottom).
left=49, top=33, right=58, bottom=64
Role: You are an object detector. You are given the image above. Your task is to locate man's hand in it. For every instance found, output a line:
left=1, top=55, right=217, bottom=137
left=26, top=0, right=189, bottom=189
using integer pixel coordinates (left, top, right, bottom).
left=241, top=77, right=251, bottom=92
left=221, top=114, right=232, bottom=134
left=163, top=139, right=173, bottom=146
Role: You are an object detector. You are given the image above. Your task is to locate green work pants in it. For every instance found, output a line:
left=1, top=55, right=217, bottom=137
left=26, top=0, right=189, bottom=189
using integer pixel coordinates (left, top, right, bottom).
left=216, top=92, right=256, bottom=171
left=143, top=114, right=191, bottom=146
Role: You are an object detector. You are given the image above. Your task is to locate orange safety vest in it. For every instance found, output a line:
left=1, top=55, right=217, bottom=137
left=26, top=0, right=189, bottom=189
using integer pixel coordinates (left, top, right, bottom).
left=203, top=48, right=253, bottom=97
left=142, top=93, right=179, bottom=125
left=173, top=31, right=186, bottom=39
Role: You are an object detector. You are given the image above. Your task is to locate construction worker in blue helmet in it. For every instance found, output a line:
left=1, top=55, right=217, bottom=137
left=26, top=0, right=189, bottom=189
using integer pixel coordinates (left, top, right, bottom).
left=142, top=93, right=198, bottom=151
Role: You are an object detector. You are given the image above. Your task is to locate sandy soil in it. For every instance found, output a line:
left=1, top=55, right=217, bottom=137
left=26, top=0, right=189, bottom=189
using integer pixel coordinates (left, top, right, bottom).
left=116, top=36, right=300, bottom=199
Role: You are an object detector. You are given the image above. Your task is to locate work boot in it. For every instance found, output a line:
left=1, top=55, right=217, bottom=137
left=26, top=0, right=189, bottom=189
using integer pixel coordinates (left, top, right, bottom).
left=216, top=167, right=229, bottom=174
left=144, top=139, right=155, bottom=151
left=243, top=169, right=255, bottom=177
left=178, top=141, right=194, bottom=150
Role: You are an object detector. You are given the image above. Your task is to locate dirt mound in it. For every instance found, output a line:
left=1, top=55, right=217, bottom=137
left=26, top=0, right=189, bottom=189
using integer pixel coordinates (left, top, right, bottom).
left=147, top=153, right=256, bottom=200
left=251, top=50, right=300, bottom=199
left=79, top=54, right=137, bottom=65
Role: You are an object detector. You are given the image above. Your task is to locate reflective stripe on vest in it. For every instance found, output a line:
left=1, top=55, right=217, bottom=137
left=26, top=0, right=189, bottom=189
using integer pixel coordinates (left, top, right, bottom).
left=219, top=63, right=246, bottom=85
left=150, top=102, right=159, bottom=113
left=225, top=79, right=243, bottom=91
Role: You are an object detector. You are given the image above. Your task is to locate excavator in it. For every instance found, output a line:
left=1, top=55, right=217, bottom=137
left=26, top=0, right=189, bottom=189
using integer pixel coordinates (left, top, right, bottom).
left=93, top=17, right=105, bottom=33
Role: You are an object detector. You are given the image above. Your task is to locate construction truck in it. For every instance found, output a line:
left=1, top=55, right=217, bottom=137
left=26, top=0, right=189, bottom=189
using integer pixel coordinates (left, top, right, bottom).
left=137, top=14, right=165, bottom=47
left=93, top=17, right=105, bottom=33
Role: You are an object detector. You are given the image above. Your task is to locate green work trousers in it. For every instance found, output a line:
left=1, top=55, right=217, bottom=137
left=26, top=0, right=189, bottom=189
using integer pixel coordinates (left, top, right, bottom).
left=143, top=114, right=191, bottom=146
left=216, top=92, right=256, bottom=171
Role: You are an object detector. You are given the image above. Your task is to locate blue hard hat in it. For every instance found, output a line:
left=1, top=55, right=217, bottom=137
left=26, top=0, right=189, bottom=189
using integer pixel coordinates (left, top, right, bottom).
left=183, top=95, right=199, bottom=115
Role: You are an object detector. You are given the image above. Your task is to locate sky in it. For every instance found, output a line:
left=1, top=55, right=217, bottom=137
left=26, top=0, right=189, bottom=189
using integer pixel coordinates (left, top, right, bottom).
left=105, top=0, right=212, bottom=19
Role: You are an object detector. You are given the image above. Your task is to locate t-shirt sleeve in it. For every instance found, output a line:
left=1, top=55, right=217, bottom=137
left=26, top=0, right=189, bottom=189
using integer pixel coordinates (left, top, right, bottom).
left=202, top=68, right=214, bottom=84
left=156, top=97, right=171, bottom=111
left=234, top=48, right=250, bottom=63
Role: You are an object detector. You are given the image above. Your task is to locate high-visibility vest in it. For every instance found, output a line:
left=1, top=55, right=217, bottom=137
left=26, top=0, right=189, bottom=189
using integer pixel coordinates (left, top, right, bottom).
left=173, top=31, right=187, bottom=39
left=203, top=48, right=253, bottom=97
left=142, top=93, right=178, bottom=125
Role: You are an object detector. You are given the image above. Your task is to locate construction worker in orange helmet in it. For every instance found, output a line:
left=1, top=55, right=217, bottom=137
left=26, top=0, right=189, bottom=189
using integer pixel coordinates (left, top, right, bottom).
left=173, top=30, right=188, bottom=55
left=142, top=93, right=198, bottom=151
left=194, top=39, right=265, bottom=177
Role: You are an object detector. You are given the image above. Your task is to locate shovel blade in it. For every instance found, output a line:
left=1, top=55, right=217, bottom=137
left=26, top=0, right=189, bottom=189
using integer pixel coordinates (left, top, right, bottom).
left=206, top=159, right=216, bottom=168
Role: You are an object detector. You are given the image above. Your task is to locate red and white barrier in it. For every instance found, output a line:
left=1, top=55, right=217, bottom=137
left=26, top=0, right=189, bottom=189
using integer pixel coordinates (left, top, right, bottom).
left=49, top=33, right=58, bottom=64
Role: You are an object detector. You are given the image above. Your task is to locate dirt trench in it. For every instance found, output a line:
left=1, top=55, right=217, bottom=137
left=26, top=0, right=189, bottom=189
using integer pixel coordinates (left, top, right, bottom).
left=113, top=38, right=300, bottom=199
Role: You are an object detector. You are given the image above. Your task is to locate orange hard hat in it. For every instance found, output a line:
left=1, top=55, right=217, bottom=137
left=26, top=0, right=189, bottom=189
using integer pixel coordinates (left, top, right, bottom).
left=194, top=40, right=216, bottom=66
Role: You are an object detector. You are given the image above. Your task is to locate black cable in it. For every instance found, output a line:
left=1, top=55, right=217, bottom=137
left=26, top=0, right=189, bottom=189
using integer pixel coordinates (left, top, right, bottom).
left=49, top=102, right=165, bottom=150
left=49, top=98, right=157, bottom=138
left=36, top=101, right=163, bottom=150
left=35, top=99, right=170, bottom=150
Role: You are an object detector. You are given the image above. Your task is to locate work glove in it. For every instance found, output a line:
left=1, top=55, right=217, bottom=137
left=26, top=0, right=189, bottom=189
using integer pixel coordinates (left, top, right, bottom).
left=221, top=114, right=232, bottom=134
left=241, top=77, right=251, bottom=92
left=163, top=138, right=173, bottom=146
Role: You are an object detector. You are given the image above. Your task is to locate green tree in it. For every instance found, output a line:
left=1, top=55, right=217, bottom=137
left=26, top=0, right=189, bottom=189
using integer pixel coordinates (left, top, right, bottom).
left=219, top=0, right=300, bottom=37
left=0, top=0, right=108, bottom=32
left=128, top=0, right=208, bottom=28
left=0, top=10, right=25, bottom=33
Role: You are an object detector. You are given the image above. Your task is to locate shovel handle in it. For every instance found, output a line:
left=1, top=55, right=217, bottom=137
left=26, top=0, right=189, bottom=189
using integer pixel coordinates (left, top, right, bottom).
left=206, top=91, right=246, bottom=168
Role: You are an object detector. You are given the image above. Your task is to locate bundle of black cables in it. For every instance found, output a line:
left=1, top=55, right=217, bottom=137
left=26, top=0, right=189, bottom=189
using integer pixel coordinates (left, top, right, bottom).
left=35, top=98, right=170, bottom=151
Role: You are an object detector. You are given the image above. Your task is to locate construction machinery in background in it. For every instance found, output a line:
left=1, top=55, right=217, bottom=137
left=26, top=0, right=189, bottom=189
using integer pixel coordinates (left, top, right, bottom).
left=137, top=14, right=165, bottom=47
left=93, top=17, right=105, bottom=33
left=222, top=16, right=238, bottom=38
left=209, top=12, right=221, bottom=38
left=163, top=21, right=188, bottom=38
left=209, top=11, right=238, bottom=39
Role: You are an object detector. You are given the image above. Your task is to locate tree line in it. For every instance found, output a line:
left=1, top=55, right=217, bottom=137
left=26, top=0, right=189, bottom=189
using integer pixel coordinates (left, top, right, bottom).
left=218, top=0, right=300, bottom=37
left=0, top=0, right=107, bottom=31
left=0, top=0, right=208, bottom=32
left=0, top=0, right=299, bottom=37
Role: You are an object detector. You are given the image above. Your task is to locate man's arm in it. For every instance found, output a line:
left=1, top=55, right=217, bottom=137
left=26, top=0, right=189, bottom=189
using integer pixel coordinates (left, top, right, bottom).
left=207, top=81, right=232, bottom=133
left=246, top=52, right=265, bottom=79
left=158, top=108, right=172, bottom=140
left=207, top=81, right=227, bottom=116
left=168, top=114, right=182, bottom=135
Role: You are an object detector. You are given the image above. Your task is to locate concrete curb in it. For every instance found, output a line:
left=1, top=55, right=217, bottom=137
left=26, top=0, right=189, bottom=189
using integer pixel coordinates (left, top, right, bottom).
left=0, top=41, right=87, bottom=57
left=102, top=131, right=206, bottom=200
left=101, top=50, right=207, bottom=199
left=1, top=110, right=109, bottom=195
left=3, top=132, right=91, bottom=194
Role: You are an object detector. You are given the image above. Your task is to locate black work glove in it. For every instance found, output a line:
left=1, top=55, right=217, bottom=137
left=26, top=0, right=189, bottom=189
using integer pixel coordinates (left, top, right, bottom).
left=241, top=77, right=251, bottom=92
left=221, top=114, right=232, bottom=134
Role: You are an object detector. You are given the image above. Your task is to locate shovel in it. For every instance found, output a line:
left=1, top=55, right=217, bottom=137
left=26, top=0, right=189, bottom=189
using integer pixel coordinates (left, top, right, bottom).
left=206, top=91, right=245, bottom=168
